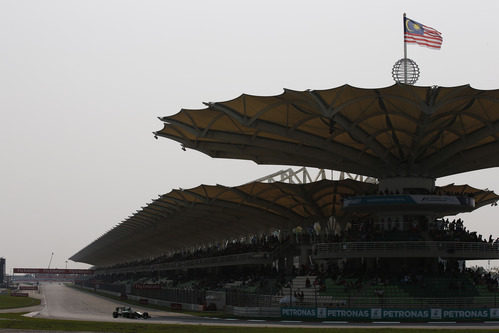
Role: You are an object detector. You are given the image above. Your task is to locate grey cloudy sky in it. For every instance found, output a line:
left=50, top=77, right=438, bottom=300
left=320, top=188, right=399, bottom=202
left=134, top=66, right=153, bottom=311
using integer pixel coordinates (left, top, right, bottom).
left=2, top=0, right=499, bottom=273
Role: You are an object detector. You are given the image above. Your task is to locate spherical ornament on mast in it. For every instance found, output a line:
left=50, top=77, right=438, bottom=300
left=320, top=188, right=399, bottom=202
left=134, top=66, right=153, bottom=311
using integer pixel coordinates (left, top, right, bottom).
left=392, top=58, right=420, bottom=85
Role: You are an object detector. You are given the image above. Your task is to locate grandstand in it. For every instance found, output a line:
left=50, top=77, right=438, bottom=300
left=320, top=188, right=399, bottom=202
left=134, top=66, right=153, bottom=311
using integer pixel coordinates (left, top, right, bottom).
left=71, top=84, right=499, bottom=321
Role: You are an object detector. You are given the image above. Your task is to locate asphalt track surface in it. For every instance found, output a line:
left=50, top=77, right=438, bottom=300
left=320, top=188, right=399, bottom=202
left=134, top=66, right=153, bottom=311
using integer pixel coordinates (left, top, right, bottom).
left=4, top=282, right=499, bottom=330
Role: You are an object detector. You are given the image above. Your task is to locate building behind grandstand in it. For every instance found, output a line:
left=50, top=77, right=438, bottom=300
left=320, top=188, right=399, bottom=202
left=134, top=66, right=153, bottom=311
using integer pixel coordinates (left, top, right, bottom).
left=0, top=258, right=5, bottom=287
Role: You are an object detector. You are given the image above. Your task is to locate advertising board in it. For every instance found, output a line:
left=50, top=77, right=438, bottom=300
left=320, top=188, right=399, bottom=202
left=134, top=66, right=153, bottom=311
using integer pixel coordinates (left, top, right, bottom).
left=10, top=292, right=29, bottom=297
left=281, top=307, right=496, bottom=321
left=13, top=268, right=94, bottom=275
left=19, top=286, right=38, bottom=290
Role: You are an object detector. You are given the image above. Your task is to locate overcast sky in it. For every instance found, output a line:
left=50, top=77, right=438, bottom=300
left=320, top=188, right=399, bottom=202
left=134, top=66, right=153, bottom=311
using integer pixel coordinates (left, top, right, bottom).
left=2, top=0, right=499, bottom=273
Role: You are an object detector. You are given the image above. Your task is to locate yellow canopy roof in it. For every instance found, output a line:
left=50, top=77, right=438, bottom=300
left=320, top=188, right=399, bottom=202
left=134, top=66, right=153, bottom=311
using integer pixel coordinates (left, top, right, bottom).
left=156, top=84, right=499, bottom=178
left=70, top=180, right=498, bottom=266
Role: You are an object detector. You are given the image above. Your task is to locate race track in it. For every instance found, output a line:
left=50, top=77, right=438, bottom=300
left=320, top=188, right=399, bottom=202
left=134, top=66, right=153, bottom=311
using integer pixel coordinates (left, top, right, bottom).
left=36, top=283, right=189, bottom=322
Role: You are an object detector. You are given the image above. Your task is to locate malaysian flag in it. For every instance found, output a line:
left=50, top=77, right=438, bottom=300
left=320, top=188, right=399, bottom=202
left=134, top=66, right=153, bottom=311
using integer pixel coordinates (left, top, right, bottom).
left=404, top=17, right=443, bottom=49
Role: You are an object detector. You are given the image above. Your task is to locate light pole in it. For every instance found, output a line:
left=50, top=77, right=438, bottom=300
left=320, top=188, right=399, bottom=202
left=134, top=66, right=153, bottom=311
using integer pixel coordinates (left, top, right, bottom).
left=48, top=252, right=54, bottom=269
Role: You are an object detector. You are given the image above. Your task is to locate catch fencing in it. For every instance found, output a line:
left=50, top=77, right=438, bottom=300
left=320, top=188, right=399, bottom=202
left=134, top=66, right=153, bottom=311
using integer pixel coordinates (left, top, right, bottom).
left=226, top=290, right=499, bottom=309
left=131, top=287, right=206, bottom=305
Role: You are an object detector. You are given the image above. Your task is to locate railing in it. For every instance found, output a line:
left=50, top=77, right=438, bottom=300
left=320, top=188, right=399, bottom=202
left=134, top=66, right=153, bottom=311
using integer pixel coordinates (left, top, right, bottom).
left=94, top=242, right=499, bottom=274
left=97, top=251, right=272, bottom=275
left=313, top=241, right=499, bottom=259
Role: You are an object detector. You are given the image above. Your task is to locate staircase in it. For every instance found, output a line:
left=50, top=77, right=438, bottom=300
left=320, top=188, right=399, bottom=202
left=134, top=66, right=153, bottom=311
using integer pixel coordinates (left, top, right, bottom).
left=280, top=275, right=317, bottom=298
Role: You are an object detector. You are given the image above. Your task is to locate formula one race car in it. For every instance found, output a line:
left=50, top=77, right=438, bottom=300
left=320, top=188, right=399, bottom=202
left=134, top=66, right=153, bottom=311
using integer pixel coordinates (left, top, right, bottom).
left=112, top=306, right=149, bottom=319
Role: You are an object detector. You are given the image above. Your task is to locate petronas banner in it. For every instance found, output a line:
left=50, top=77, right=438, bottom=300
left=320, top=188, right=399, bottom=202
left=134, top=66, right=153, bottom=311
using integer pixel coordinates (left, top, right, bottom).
left=281, top=307, right=497, bottom=321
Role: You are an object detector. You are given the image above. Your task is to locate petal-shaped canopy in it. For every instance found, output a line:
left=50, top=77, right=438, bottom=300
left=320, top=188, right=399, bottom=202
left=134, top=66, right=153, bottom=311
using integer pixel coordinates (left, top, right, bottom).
left=70, top=180, right=497, bottom=267
left=156, top=84, right=499, bottom=178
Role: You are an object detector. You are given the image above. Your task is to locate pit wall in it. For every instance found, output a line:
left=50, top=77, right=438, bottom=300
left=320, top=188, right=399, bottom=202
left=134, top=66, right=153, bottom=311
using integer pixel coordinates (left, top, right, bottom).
left=77, top=285, right=121, bottom=297
left=126, top=294, right=204, bottom=311
left=73, top=284, right=204, bottom=311
left=281, top=307, right=499, bottom=321
left=226, top=305, right=280, bottom=318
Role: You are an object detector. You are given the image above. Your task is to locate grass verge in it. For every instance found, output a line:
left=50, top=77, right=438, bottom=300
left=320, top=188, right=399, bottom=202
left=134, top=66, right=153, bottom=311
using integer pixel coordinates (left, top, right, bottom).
left=0, top=294, right=41, bottom=309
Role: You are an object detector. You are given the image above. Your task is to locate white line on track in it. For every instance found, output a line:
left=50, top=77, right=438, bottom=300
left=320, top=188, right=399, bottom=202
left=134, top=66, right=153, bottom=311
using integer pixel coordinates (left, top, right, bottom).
left=322, top=321, right=348, bottom=324
left=224, top=318, right=238, bottom=321
left=247, top=319, right=266, bottom=322
left=428, top=321, right=456, bottom=324
left=372, top=321, right=400, bottom=324
left=281, top=320, right=302, bottom=323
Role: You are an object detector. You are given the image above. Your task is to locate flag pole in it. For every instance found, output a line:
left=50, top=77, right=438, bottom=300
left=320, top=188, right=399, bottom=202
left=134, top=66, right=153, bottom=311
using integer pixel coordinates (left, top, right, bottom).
left=403, top=13, right=407, bottom=84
